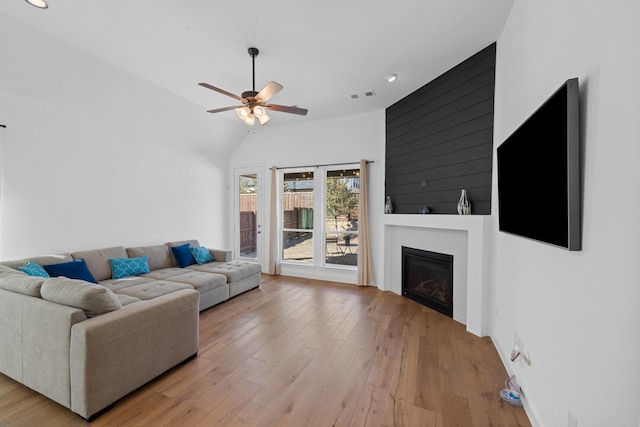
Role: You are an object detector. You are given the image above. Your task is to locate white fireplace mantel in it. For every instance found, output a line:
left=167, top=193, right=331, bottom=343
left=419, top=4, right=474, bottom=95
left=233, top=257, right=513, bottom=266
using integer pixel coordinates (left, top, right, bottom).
left=379, top=214, right=492, bottom=337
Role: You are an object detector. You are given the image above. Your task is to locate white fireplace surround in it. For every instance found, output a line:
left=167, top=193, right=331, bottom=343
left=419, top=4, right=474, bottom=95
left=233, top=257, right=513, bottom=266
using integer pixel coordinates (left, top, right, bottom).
left=380, top=214, right=491, bottom=337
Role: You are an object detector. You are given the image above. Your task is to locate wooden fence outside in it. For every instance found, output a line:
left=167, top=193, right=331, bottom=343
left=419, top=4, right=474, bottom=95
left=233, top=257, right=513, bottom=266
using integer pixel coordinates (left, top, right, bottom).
left=240, top=192, right=358, bottom=217
left=239, top=211, right=256, bottom=255
left=240, top=192, right=316, bottom=212
left=239, top=191, right=359, bottom=253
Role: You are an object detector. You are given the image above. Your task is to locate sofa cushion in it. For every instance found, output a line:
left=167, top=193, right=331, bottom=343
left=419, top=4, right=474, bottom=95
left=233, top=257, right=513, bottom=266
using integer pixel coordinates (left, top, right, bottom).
left=18, top=261, right=50, bottom=278
left=188, top=261, right=262, bottom=283
left=0, top=254, right=74, bottom=270
left=126, top=244, right=173, bottom=270
left=113, top=280, right=193, bottom=300
left=115, top=294, right=142, bottom=306
left=167, top=239, right=200, bottom=248
left=191, top=246, right=215, bottom=264
left=0, top=265, right=47, bottom=297
left=43, top=259, right=98, bottom=284
left=165, top=270, right=227, bottom=293
left=142, top=268, right=186, bottom=280
left=167, top=240, right=200, bottom=267
left=71, top=246, right=128, bottom=282
left=99, top=276, right=156, bottom=293
left=109, top=256, right=150, bottom=279
left=0, top=264, right=22, bottom=278
left=171, top=244, right=196, bottom=268
left=41, top=277, right=122, bottom=318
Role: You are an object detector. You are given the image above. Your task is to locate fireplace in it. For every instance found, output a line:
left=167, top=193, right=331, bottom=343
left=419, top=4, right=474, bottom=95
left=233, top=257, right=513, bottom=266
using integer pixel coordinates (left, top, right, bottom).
left=402, top=246, right=453, bottom=317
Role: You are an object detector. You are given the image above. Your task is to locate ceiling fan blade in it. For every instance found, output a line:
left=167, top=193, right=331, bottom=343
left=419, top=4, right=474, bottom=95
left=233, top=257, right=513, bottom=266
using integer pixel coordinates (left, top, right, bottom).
left=256, top=81, right=283, bottom=103
left=198, top=83, right=243, bottom=101
left=207, top=105, right=241, bottom=114
left=265, top=104, right=308, bottom=116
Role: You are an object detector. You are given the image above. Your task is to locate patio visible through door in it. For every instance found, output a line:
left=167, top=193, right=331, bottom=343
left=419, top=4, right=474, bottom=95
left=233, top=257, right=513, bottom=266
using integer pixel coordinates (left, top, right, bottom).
left=235, top=167, right=262, bottom=264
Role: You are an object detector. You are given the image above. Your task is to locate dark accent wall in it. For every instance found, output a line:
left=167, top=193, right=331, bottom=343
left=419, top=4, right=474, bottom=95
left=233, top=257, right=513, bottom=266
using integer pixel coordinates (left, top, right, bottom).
left=385, top=43, right=496, bottom=215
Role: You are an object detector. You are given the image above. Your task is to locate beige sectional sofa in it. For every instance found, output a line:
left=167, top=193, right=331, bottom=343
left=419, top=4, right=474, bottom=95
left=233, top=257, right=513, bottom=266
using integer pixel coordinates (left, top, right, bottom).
left=0, top=239, right=261, bottom=420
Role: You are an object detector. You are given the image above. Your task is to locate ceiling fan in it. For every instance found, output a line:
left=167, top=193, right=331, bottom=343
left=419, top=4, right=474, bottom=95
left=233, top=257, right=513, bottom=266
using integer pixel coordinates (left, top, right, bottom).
left=199, top=47, right=308, bottom=125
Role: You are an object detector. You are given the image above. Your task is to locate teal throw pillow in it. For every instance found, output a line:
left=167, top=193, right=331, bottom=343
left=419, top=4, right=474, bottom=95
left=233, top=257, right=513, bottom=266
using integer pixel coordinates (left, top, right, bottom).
left=171, top=243, right=196, bottom=268
left=191, top=246, right=215, bottom=264
left=109, top=256, right=150, bottom=280
left=43, top=259, right=98, bottom=284
left=19, top=261, right=50, bottom=278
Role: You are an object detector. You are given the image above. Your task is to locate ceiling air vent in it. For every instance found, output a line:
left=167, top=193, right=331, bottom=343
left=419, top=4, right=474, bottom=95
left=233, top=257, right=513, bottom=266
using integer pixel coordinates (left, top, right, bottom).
left=350, top=90, right=376, bottom=100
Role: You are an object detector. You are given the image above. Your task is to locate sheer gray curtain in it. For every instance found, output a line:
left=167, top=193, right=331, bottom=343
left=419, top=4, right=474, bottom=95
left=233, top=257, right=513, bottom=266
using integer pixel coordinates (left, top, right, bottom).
left=268, top=166, right=280, bottom=275
left=357, top=159, right=374, bottom=286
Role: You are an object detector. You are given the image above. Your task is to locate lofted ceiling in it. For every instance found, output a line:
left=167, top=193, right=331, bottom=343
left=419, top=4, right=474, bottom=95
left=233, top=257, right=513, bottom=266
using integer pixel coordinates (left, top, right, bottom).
left=0, top=0, right=513, bottom=130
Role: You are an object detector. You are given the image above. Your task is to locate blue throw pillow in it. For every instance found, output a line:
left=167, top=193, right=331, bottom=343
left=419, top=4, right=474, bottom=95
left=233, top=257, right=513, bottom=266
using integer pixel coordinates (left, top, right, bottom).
left=191, top=246, right=215, bottom=264
left=109, top=256, right=150, bottom=280
left=43, top=259, right=98, bottom=283
left=18, top=261, right=50, bottom=278
left=171, top=243, right=196, bottom=268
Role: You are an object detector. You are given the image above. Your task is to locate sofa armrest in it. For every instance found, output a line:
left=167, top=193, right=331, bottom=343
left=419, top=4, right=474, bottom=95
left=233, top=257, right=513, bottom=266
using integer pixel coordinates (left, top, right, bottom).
left=0, top=288, right=86, bottom=410
left=209, top=248, right=232, bottom=262
left=69, top=289, right=199, bottom=419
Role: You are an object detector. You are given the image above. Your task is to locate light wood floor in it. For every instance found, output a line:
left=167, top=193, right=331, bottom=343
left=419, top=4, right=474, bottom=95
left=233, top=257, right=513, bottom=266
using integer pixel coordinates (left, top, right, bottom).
left=0, top=275, right=531, bottom=426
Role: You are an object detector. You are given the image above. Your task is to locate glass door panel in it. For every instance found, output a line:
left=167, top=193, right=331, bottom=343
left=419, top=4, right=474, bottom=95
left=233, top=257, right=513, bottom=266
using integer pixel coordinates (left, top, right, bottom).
left=324, top=168, right=359, bottom=267
left=282, top=170, right=314, bottom=263
left=235, top=168, right=262, bottom=263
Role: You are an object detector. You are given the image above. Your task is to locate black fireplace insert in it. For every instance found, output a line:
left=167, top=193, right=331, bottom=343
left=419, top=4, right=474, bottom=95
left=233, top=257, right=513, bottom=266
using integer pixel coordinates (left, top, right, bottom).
left=402, top=246, right=453, bottom=317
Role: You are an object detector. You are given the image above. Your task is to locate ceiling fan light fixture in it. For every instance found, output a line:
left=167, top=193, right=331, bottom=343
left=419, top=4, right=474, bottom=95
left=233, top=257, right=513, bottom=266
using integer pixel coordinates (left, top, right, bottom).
left=243, top=114, right=255, bottom=126
left=236, top=106, right=251, bottom=120
left=255, top=109, right=270, bottom=125
left=237, top=106, right=256, bottom=125
left=254, top=106, right=270, bottom=124
left=25, top=0, right=48, bottom=8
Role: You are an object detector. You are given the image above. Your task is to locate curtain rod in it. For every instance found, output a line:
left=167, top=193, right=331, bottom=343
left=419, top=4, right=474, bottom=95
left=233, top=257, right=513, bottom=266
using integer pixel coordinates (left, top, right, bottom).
left=270, top=160, right=373, bottom=170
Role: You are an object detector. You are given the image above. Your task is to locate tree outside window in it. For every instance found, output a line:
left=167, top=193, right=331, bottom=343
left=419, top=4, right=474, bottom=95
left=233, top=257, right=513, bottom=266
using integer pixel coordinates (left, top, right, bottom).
left=325, top=169, right=359, bottom=266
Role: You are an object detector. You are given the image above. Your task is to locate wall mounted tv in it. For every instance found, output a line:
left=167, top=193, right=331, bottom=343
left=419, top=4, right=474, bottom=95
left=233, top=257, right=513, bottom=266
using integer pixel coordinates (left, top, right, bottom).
left=497, top=78, right=581, bottom=251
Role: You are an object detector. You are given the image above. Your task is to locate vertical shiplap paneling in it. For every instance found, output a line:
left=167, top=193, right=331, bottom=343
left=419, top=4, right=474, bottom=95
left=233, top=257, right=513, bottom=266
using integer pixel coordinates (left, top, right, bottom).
left=385, top=43, right=496, bottom=214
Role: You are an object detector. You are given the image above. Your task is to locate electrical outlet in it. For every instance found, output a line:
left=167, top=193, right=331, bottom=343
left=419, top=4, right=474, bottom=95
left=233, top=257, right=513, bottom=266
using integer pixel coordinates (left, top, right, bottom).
left=514, top=333, right=523, bottom=354
left=511, top=332, right=527, bottom=363
left=568, top=411, right=578, bottom=427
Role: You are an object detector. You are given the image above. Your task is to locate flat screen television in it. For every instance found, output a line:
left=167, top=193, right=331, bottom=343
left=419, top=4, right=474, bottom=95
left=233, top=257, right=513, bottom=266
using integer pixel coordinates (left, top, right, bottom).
left=497, top=78, right=581, bottom=251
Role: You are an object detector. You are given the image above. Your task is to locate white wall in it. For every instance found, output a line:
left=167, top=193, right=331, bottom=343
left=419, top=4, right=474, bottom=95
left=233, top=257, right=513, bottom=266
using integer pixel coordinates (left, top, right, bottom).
left=0, top=14, right=245, bottom=258
left=492, top=1, right=640, bottom=426
left=228, top=111, right=385, bottom=284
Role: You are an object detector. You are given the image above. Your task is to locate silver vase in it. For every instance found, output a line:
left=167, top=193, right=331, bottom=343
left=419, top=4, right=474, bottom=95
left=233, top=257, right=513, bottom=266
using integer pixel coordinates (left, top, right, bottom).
left=385, top=196, right=393, bottom=214
left=457, top=189, right=471, bottom=215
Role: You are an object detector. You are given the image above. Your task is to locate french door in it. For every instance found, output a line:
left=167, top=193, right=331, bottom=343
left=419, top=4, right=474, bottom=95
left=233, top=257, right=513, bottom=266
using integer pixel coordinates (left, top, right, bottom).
left=280, top=164, right=359, bottom=268
left=234, top=166, right=263, bottom=264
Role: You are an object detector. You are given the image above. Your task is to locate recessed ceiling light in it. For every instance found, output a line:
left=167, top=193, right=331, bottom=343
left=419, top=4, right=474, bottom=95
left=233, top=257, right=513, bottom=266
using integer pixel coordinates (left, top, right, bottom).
left=25, top=0, right=48, bottom=8
left=386, top=74, right=398, bottom=83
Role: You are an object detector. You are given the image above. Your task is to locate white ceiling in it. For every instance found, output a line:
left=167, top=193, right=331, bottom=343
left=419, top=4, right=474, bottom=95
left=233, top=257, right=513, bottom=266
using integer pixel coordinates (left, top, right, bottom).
left=1, top=0, right=514, bottom=128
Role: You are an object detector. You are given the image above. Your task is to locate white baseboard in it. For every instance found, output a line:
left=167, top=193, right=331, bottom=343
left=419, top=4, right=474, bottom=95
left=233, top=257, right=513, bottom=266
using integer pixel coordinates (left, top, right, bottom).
left=489, top=326, right=543, bottom=427
left=278, top=263, right=357, bottom=284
